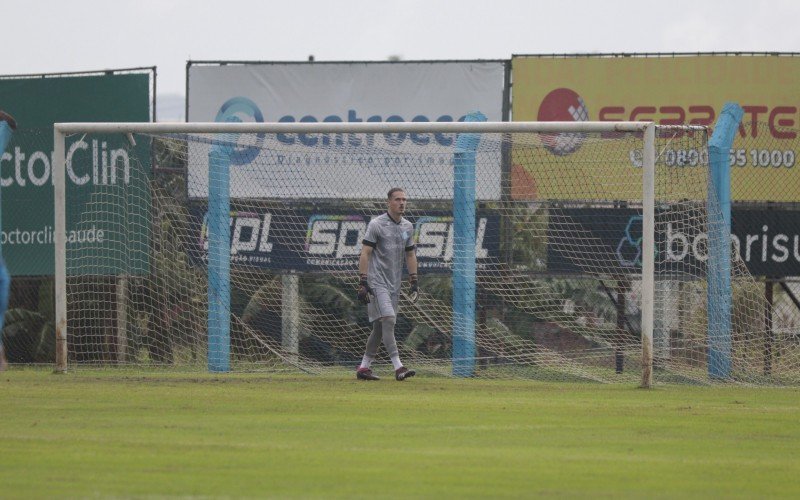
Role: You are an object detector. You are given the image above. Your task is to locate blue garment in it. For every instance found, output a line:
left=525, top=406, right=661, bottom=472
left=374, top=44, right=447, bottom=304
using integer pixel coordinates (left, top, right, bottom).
left=0, top=120, right=13, bottom=348
left=0, top=256, right=8, bottom=335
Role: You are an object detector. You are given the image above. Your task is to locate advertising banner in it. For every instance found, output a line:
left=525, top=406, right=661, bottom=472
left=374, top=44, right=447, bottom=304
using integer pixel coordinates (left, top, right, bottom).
left=547, top=207, right=800, bottom=277
left=730, top=209, right=800, bottom=277
left=545, top=207, right=643, bottom=276
left=0, top=72, right=151, bottom=275
left=186, top=203, right=501, bottom=273
left=512, top=55, right=800, bottom=202
left=187, top=61, right=506, bottom=200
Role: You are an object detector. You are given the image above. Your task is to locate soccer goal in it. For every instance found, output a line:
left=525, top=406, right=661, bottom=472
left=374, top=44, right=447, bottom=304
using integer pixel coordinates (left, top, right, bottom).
left=52, top=118, right=796, bottom=386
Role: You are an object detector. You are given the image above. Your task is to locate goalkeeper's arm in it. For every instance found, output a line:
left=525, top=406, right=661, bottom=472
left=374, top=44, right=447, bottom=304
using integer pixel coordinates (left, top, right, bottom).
left=356, top=243, right=373, bottom=304
left=406, top=248, right=418, bottom=303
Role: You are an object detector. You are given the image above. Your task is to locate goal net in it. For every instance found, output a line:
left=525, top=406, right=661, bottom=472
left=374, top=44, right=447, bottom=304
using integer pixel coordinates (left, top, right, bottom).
left=52, top=120, right=799, bottom=385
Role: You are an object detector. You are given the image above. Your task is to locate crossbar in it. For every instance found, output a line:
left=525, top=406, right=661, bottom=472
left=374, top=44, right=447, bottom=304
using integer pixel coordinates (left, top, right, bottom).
left=53, top=121, right=681, bottom=135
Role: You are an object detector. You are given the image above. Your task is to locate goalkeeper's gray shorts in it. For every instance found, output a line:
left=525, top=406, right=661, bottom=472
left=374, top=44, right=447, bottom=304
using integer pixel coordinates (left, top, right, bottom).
left=367, top=286, right=399, bottom=323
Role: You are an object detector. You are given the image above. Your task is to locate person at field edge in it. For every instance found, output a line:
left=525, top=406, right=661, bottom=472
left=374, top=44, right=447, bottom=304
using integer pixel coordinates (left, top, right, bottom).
left=0, top=111, right=17, bottom=371
left=356, top=187, right=419, bottom=381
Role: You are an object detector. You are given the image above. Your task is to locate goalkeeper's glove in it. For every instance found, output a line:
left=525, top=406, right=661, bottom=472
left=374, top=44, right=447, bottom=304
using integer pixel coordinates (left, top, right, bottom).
left=357, top=274, right=372, bottom=304
left=408, top=273, right=419, bottom=303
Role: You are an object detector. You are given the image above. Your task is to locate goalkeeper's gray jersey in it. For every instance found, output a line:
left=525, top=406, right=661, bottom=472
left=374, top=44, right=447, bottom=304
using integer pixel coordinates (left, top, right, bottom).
left=362, top=213, right=415, bottom=293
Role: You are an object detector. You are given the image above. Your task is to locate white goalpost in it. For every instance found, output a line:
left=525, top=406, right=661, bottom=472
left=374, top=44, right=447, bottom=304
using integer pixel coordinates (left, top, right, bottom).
left=51, top=120, right=792, bottom=386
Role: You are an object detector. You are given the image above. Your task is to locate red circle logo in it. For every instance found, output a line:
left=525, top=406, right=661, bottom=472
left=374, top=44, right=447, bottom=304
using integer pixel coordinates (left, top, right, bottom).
left=537, top=88, right=589, bottom=155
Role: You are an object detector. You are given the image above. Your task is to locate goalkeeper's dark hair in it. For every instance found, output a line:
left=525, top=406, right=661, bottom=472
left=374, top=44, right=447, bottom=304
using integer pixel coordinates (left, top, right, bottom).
left=387, top=187, right=406, bottom=199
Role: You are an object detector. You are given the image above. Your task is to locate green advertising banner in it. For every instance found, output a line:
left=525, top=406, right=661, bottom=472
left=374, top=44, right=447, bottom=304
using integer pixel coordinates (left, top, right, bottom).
left=0, top=72, right=152, bottom=275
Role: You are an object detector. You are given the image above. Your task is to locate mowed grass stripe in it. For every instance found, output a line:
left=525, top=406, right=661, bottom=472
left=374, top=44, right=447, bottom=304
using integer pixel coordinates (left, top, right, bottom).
left=1, top=369, right=799, bottom=498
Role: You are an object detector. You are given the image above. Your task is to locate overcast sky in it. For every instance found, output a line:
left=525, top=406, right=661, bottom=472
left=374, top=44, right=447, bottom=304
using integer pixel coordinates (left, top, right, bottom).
left=6, top=0, right=799, bottom=98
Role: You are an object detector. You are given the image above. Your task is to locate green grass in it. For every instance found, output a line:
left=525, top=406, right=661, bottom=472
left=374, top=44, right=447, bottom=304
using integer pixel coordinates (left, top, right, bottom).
left=1, top=368, right=799, bottom=499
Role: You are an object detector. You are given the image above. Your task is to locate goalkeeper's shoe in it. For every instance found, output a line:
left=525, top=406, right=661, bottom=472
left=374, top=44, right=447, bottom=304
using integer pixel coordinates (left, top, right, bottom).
left=395, top=366, right=416, bottom=381
left=356, top=367, right=380, bottom=381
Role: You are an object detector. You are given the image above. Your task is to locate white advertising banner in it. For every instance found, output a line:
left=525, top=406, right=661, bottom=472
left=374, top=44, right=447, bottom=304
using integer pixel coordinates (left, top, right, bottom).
left=187, top=62, right=506, bottom=200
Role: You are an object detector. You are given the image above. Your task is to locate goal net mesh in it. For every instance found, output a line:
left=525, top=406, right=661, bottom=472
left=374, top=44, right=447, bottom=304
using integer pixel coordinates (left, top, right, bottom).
left=58, top=125, right=799, bottom=384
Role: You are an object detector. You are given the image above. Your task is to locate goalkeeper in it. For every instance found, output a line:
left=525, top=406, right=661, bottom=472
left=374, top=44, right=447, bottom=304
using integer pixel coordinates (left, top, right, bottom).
left=355, top=187, right=418, bottom=381
left=0, top=111, right=15, bottom=371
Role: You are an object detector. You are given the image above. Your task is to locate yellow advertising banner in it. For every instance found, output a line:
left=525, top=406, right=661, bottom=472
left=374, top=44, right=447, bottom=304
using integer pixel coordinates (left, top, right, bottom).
left=511, top=55, right=800, bottom=202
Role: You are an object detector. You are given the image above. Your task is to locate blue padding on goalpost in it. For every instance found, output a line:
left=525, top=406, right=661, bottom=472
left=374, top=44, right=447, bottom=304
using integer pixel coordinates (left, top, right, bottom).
left=452, top=111, right=486, bottom=377
left=208, top=137, right=233, bottom=373
left=707, top=102, right=743, bottom=380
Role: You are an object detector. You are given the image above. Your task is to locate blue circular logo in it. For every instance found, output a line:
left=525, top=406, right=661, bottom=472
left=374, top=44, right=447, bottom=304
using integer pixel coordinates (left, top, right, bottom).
left=214, top=97, right=265, bottom=165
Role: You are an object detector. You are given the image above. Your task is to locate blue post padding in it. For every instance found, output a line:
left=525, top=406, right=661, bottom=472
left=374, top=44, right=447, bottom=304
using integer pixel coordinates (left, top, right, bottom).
left=0, top=122, right=12, bottom=349
left=208, top=138, right=234, bottom=373
left=452, top=111, right=486, bottom=377
left=707, top=102, right=743, bottom=379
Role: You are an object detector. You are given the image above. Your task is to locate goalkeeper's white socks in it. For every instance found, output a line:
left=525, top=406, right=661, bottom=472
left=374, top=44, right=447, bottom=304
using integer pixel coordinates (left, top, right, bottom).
left=359, top=356, right=403, bottom=370
left=391, top=355, right=403, bottom=370
left=359, top=355, right=374, bottom=370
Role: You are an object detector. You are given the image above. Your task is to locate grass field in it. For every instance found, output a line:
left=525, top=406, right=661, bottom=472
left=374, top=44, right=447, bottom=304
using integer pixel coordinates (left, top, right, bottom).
left=2, top=368, right=799, bottom=498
